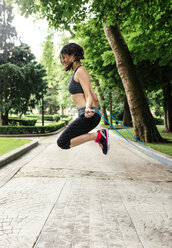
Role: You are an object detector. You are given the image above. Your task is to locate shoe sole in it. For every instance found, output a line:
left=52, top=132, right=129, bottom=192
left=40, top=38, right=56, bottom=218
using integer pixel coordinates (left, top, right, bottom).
left=104, top=128, right=109, bottom=155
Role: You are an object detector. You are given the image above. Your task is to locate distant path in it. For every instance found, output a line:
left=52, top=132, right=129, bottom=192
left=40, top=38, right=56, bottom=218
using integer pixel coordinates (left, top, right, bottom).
left=0, top=128, right=171, bottom=248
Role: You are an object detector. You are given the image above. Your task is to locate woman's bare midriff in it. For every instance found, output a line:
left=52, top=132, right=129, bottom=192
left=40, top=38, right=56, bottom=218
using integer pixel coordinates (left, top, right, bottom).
left=71, top=94, right=97, bottom=108
left=71, top=94, right=86, bottom=108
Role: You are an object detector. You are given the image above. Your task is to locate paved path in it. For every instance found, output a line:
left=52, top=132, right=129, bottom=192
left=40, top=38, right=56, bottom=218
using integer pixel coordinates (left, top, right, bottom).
left=0, top=128, right=172, bottom=248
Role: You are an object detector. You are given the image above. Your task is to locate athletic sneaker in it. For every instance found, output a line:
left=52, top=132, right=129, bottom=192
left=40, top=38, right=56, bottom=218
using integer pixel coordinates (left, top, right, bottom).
left=95, top=129, right=109, bottom=155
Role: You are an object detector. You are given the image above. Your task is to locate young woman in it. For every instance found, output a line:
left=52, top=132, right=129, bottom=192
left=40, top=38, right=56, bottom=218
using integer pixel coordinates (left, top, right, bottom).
left=57, top=43, right=109, bottom=155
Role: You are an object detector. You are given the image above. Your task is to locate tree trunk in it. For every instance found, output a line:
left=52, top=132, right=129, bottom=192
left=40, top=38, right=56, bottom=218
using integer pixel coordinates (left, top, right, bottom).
left=92, top=76, right=109, bottom=125
left=2, top=110, right=9, bottom=125
left=0, top=117, right=2, bottom=125
left=163, top=82, right=172, bottom=132
left=61, top=106, right=64, bottom=116
left=123, top=96, right=132, bottom=127
left=109, top=91, right=112, bottom=125
left=104, top=23, right=163, bottom=142
left=0, top=98, right=3, bottom=126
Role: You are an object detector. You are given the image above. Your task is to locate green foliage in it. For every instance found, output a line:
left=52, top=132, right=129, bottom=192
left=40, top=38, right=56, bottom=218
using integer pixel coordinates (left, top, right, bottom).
left=0, top=121, right=65, bottom=134
left=40, top=33, right=56, bottom=84
left=60, top=116, right=73, bottom=125
left=16, top=0, right=171, bottom=68
left=72, top=18, right=123, bottom=112
left=122, top=0, right=172, bottom=66
left=9, top=43, right=36, bottom=65
left=0, top=0, right=18, bottom=64
left=26, top=114, right=54, bottom=121
left=25, top=114, right=67, bottom=122
left=15, top=0, right=171, bottom=134
left=154, top=118, right=164, bottom=125
left=8, top=117, right=37, bottom=126
left=0, top=61, right=47, bottom=115
left=146, top=89, right=164, bottom=118
left=40, top=33, right=74, bottom=114
left=0, top=63, right=24, bottom=112
left=0, top=2, right=48, bottom=124
left=53, top=114, right=60, bottom=122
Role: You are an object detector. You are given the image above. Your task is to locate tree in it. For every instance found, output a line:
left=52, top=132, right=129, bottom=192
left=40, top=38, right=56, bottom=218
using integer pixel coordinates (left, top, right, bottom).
left=16, top=0, right=171, bottom=142
left=122, top=1, right=172, bottom=132
left=0, top=63, right=24, bottom=124
left=0, top=0, right=18, bottom=123
left=103, top=23, right=162, bottom=142
left=73, top=18, right=123, bottom=124
left=0, top=58, right=47, bottom=124
left=0, top=0, right=18, bottom=64
left=0, top=1, right=48, bottom=124
left=40, top=33, right=59, bottom=114
left=135, top=60, right=172, bottom=132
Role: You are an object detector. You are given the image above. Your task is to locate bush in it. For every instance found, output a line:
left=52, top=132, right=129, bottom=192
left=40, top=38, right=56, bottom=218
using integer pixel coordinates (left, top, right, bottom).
left=0, top=121, right=66, bottom=134
left=26, top=115, right=55, bottom=121
left=154, top=117, right=164, bottom=125
left=26, top=114, right=72, bottom=123
left=43, top=115, right=54, bottom=121
left=26, top=114, right=58, bottom=121
left=62, top=116, right=73, bottom=124
left=8, top=117, right=37, bottom=126
left=25, top=114, right=42, bottom=119
left=60, top=115, right=69, bottom=118
left=53, top=114, right=60, bottom=122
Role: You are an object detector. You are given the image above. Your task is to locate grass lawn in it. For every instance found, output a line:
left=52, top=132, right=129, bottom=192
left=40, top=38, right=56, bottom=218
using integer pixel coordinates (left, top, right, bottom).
left=35, top=120, right=55, bottom=126
left=0, top=138, right=31, bottom=156
left=100, top=120, right=172, bottom=157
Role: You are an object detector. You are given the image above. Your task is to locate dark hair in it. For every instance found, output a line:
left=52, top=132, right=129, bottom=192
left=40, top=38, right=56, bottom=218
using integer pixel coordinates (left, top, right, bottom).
left=60, top=43, right=84, bottom=71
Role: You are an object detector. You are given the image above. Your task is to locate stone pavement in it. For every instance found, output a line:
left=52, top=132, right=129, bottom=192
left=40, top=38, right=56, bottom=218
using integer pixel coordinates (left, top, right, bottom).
left=0, top=129, right=172, bottom=248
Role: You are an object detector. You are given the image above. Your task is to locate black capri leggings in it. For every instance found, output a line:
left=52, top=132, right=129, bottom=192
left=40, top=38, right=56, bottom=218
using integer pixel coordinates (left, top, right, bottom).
left=57, top=113, right=101, bottom=149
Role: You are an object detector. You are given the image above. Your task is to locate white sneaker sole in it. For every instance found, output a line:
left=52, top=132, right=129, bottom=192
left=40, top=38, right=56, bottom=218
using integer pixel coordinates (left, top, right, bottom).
left=105, top=128, right=110, bottom=155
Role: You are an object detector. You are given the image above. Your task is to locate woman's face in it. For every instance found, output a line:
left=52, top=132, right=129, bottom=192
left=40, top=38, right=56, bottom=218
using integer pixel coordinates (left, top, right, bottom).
left=61, top=53, right=74, bottom=65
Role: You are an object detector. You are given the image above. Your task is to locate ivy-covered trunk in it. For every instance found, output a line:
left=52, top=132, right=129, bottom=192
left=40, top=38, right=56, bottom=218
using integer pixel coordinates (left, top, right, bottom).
left=123, top=96, right=132, bottom=127
left=163, top=82, right=172, bottom=132
left=104, top=24, right=163, bottom=142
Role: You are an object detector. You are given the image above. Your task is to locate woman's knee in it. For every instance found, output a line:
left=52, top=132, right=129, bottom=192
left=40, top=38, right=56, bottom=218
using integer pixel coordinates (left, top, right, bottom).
left=57, top=137, right=70, bottom=149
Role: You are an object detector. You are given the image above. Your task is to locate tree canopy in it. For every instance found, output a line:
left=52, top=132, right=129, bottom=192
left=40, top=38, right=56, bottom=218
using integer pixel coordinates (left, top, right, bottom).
left=14, top=0, right=172, bottom=138
left=0, top=0, right=48, bottom=124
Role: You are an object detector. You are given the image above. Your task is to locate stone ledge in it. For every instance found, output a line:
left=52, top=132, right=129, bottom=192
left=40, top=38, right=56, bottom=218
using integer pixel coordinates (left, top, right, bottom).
left=109, top=129, right=172, bottom=169
left=0, top=140, right=38, bottom=168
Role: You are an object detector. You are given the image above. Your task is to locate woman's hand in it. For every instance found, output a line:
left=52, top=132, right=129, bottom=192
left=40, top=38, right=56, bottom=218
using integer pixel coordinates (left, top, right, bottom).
left=85, top=107, right=95, bottom=118
left=99, top=110, right=104, bottom=116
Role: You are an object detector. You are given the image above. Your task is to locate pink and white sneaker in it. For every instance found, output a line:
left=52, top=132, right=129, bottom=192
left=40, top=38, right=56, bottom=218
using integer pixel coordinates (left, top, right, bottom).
left=95, top=129, right=109, bottom=155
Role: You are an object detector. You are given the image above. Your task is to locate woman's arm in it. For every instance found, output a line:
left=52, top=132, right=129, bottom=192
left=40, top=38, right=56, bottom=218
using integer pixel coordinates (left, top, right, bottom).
left=90, top=84, right=99, bottom=108
left=76, top=67, right=95, bottom=118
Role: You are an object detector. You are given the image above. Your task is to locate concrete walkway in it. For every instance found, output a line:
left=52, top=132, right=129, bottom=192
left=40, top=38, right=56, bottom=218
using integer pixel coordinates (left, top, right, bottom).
left=0, top=128, right=172, bottom=248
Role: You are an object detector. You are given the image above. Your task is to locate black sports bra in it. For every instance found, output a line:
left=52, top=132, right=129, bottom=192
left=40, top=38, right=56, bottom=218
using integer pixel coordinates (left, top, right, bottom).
left=68, top=65, right=84, bottom=95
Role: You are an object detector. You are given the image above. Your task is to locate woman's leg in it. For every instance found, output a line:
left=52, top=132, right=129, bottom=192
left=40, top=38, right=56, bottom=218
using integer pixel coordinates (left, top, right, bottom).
left=57, top=113, right=100, bottom=150
left=70, top=132, right=98, bottom=148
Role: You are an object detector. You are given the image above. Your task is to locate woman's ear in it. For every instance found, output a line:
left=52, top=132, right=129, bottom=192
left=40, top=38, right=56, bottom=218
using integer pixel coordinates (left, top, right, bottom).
left=72, top=54, right=75, bottom=62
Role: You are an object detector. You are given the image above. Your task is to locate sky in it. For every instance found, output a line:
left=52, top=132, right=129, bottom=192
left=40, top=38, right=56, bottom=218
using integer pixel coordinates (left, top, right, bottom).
left=12, top=14, right=48, bottom=61
left=12, top=11, right=64, bottom=62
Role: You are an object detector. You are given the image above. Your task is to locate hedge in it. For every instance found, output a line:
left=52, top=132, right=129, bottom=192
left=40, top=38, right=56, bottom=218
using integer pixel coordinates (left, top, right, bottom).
left=154, top=118, right=164, bottom=125
left=8, top=117, right=37, bottom=126
left=0, top=121, right=65, bottom=134
left=26, top=114, right=72, bottom=122
left=26, top=115, right=55, bottom=121
left=53, top=114, right=60, bottom=122
left=62, top=116, right=73, bottom=124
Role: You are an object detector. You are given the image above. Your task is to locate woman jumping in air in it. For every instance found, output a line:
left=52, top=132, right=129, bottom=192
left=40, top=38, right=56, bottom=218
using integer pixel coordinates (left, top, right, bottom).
left=57, top=43, right=109, bottom=155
